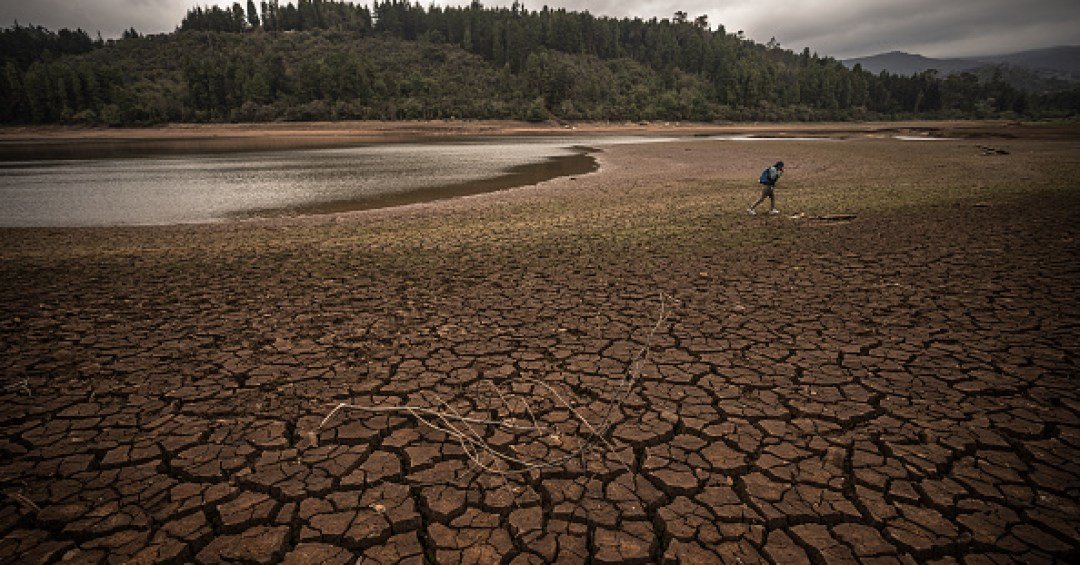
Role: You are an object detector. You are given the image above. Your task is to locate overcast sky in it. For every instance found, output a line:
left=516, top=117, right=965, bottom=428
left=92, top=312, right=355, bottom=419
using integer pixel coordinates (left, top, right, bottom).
left=2, top=0, right=1078, bottom=59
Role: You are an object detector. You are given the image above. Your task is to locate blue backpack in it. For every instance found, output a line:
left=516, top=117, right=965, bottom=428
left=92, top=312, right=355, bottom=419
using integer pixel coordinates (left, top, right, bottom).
left=759, top=167, right=772, bottom=184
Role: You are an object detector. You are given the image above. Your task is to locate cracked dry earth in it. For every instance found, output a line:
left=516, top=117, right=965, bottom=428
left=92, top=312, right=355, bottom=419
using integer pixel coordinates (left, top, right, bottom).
left=1, top=131, right=1079, bottom=564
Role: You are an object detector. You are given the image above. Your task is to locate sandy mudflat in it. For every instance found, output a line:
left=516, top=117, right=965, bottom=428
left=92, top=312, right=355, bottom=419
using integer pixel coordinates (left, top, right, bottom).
left=1, top=118, right=1065, bottom=142
left=0, top=122, right=1078, bottom=563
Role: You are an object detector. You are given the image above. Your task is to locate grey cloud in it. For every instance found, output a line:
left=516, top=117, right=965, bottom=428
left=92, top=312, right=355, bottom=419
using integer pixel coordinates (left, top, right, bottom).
left=759, top=0, right=1080, bottom=57
left=500, top=0, right=1080, bottom=57
left=1, top=0, right=1077, bottom=58
left=522, top=0, right=1080, bottom=58
left=0, top=0, right=191, bottom=37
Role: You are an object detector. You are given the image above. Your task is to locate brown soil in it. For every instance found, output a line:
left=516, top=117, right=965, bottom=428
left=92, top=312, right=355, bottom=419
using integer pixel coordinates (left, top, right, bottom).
left=1, top=123, right=1078, bottom=563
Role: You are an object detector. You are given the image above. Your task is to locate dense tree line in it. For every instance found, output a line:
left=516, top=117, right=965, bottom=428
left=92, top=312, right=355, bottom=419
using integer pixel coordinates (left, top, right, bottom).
left=0, top=24, right=100, bottom=68
left=1, top=1, right=1077, bottom=125
left=181, top=1, right=373, bottom=33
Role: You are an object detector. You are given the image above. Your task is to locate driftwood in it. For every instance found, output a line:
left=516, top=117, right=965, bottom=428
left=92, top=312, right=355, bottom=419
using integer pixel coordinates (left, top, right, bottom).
left=810, top=214, right=857, bottom=221
left=789, top=213, right=857, bottom=222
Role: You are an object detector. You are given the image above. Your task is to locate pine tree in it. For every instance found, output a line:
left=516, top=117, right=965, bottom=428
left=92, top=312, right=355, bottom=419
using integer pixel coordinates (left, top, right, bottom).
left=247, top=0, right=261, bottom=28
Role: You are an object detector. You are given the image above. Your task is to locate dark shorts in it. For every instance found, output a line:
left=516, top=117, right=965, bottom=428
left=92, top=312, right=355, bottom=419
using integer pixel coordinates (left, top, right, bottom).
left=760, top=183, right=775, bottom=198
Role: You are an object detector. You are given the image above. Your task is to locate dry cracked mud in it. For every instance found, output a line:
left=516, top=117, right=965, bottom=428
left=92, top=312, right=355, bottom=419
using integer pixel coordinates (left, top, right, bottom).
left=1, top=124, right=1078, bottom=563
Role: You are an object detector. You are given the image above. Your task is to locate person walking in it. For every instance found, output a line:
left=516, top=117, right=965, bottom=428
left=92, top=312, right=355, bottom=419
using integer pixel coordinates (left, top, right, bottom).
left=748, top=161, right=784, bottom=215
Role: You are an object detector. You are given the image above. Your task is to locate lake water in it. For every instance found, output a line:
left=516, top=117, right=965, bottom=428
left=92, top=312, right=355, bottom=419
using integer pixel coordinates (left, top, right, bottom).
left=709, top=135, right=845, bottom=142
left=0, top=136, right=635, bottom=228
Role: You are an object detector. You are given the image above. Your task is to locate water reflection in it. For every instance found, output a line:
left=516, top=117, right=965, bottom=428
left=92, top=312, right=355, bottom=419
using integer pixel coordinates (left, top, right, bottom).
left=709, top=135, right=845, bottom=142
left=0, top=137, right=607, bottom=227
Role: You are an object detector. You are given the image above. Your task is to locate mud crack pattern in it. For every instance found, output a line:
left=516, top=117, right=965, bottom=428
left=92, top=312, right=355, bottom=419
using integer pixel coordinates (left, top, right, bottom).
left=1, top=141, right=1079, bottom=564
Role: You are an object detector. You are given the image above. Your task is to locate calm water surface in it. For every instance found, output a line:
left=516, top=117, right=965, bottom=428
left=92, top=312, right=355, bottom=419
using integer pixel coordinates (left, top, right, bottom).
left=0, top=136, right=658, bottom=227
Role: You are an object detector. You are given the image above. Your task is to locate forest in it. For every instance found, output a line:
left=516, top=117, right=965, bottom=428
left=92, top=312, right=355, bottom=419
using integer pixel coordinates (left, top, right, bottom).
left=1, top=0, right=1077, bottom=125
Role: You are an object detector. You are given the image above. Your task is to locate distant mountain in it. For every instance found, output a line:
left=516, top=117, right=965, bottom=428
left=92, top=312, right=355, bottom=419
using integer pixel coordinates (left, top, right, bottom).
left=843, top=51, right=979, bottom=76
left=978, top=46, right=1080, bottom=76
left=844, top=46, right=1080, bottom=76
left=842, top=46, right=1080, bottom=93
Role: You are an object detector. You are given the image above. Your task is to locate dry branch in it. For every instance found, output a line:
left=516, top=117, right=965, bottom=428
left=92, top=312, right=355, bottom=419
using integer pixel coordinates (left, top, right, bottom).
left=319, top=292, right=673, bottom=481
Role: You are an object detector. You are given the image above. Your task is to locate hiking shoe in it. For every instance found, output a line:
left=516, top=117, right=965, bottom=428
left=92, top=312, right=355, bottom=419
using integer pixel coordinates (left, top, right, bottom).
left=769, top=209, right=780, bottom=215
left=747, top=208, right=756, bottom=215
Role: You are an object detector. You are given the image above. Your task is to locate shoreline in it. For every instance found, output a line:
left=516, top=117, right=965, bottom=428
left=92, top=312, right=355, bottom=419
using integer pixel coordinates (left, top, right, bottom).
left=238, top=145, right=600, bottom=222
left=1, top=121, right=1075, bottom=233
left=0, top=118, right=1054, bottom=144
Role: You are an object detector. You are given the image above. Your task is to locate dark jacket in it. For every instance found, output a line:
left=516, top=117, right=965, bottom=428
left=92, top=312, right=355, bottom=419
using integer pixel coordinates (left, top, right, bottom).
left=761, top=165, right=782, bottom=186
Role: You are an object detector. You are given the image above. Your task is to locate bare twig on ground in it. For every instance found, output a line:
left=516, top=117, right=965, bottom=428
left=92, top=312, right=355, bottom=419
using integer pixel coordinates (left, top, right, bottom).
left=318, top=292, right=673, bottom=483
left=5, top=491, right=41, bottom=514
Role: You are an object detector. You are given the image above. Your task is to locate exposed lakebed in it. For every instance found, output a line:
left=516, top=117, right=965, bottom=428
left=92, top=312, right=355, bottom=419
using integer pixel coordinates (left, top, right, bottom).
left=0, top=129, right=965, bottom=227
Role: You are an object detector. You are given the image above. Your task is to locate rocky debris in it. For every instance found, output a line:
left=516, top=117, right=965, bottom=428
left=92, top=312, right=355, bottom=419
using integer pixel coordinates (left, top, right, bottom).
left=977, top=144, right=1011, bottom=156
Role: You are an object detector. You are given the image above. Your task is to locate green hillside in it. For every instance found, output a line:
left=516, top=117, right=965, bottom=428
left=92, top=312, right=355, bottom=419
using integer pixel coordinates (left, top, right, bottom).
left=1, top=0, right=1077, bottom=125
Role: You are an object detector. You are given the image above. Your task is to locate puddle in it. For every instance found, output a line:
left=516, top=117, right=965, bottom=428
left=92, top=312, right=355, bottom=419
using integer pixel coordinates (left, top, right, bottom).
left=893, top=136, right=960, bottom=141
left=710, top=135, right=845, bottom=142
